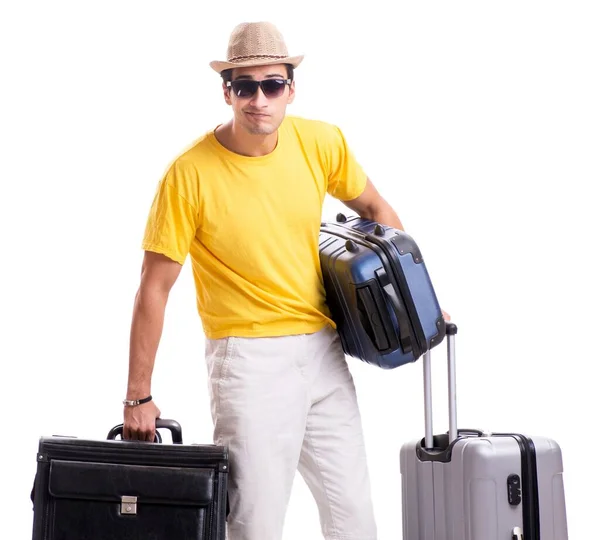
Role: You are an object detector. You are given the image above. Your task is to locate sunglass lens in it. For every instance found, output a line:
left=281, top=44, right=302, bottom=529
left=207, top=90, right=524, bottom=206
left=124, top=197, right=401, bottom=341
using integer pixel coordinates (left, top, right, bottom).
left=231, top=80, right=259, bottom=98
left=261, top=79, right=286, bottom=98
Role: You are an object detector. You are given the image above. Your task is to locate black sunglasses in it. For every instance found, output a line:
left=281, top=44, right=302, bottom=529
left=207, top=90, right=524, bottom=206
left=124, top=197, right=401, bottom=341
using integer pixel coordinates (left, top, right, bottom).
left=226, top=78, right=291, bottom=99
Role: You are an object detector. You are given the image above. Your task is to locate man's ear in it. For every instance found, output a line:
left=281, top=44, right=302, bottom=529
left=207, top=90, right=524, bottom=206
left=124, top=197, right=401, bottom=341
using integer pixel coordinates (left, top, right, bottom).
left=287, top=80, right=296, bottom=104
left=223, top=83, right=233, bottom=106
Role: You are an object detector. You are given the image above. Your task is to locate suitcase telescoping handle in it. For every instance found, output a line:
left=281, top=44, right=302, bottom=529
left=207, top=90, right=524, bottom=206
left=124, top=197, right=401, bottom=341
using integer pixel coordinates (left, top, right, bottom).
left=423, top=322, right=458, bottom=450
left=107, top=419, right=183, bottom=444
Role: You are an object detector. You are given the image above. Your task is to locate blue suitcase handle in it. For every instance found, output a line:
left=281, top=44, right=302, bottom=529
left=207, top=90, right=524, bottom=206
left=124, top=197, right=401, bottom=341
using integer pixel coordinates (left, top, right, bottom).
left=375, top=268, right=414, bottom=355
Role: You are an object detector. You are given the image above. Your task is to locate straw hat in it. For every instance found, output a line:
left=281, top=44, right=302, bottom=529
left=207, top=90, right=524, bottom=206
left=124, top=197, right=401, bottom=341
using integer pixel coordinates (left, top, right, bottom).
left=209, top=21, right=304, bottom=73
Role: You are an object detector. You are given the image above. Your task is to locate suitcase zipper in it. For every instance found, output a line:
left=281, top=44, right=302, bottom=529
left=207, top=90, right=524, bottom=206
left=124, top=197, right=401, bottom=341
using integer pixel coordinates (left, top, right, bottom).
left=512, top=526, right=524, bottom=540
left=494, top=433, right=541, bottom=540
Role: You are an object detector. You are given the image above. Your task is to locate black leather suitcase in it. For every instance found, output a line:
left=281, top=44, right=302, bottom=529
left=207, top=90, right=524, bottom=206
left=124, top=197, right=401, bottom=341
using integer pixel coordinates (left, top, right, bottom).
left=31, top=419, right=229, bottom=540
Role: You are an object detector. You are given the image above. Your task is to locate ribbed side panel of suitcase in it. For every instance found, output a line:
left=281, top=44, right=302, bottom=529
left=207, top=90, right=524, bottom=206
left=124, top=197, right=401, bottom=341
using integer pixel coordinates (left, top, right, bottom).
left=400, top=434, right=568, bottom=539
left=31, top=421, right=229, bottom=540
left=319, top=214, right=445, bottom=369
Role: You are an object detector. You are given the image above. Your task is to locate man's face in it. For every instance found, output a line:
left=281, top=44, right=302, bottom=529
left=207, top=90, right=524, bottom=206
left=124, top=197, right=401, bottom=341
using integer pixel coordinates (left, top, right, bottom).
left=223, top=64, right=295, bottom=136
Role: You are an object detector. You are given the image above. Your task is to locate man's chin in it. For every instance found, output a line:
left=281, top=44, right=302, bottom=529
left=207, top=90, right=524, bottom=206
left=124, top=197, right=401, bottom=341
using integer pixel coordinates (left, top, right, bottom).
left=247, top=126, right=276, bottom=135
left=244, top=121, right=278, bottom=135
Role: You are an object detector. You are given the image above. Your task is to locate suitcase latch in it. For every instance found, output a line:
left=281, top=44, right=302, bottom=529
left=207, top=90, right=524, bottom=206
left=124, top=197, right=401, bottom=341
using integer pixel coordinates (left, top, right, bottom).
left=121, top=495, right=138, bottom=515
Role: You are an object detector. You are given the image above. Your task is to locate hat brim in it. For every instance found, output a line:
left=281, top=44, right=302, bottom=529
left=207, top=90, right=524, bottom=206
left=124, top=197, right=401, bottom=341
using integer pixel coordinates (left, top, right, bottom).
left=209, top=55, right=304, bottom=74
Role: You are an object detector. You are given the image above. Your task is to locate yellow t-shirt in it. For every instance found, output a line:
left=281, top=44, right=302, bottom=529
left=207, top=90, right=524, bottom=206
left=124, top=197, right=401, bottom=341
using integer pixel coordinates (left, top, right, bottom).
left=141, top=115, right=367, bottom=339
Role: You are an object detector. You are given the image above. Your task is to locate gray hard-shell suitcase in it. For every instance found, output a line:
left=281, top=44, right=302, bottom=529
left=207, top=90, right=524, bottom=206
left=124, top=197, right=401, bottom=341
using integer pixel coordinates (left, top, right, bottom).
left=399, top=324, right=569, bottom=539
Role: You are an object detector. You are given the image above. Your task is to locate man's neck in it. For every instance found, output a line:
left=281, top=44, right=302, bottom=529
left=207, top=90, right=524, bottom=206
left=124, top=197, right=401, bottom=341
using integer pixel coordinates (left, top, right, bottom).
left=214, top=121, right=278, bottom=157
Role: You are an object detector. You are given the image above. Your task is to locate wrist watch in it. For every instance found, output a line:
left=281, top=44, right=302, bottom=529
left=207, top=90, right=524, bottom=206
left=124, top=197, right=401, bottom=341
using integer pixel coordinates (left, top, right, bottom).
left=123, top=395, right=152, bottom=407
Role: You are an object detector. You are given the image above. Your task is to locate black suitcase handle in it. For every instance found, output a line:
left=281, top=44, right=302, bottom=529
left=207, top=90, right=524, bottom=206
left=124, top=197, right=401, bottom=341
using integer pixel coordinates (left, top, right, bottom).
left=356, top=287, right=390, bottom=351
left=375, top=268, right=414, bottom=355
left=107, top=419, right=183, bottom=444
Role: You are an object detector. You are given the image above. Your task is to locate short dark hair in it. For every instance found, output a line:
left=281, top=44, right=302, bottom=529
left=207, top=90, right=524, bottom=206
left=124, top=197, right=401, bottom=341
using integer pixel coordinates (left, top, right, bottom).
left=220, top=64, right=294, bottom=84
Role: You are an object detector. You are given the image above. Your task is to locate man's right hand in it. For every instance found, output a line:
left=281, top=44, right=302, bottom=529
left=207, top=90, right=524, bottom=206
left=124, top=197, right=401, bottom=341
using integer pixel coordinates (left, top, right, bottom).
left=122, top=400, right=162, bottom=441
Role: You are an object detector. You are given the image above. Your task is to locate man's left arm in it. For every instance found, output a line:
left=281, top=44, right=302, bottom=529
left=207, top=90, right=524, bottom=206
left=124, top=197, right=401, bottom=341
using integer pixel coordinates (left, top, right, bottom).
left=342, top=177, right=405, bottom=231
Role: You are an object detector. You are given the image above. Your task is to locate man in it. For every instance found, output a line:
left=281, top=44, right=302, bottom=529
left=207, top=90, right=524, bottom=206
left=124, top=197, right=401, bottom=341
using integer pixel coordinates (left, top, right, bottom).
left=122, top=21, right=446, bottom=540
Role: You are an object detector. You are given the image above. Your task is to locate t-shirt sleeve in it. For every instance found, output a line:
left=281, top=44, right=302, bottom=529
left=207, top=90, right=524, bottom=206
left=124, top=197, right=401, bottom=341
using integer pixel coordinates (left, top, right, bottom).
left=141, top=159, right=201, bottom=265
left=326, top=125, right=368, bottom=201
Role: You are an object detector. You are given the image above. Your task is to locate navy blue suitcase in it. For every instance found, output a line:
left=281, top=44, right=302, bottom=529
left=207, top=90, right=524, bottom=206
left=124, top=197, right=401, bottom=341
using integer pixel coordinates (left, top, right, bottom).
left=319, top=213, right=445, bottom=369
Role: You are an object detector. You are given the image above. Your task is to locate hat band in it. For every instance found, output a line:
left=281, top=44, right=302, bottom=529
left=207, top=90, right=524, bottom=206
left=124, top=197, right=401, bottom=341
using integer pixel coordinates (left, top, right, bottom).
left=228, top=54, right=288, bottom=63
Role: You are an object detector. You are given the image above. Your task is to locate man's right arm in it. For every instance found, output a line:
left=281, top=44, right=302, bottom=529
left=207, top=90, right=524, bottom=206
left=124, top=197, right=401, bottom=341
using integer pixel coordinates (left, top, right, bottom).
left=123, top=250, right=183, bottom=441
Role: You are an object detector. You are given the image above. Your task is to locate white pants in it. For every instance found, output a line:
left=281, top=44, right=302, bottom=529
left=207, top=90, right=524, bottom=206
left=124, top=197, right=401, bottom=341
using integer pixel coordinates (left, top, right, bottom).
left=205, top=324, right=377, bottom=540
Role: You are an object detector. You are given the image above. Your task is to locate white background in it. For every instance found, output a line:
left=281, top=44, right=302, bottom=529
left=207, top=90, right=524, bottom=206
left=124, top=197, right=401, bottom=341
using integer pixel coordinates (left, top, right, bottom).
left=1, top=1, right=599, bottom=538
